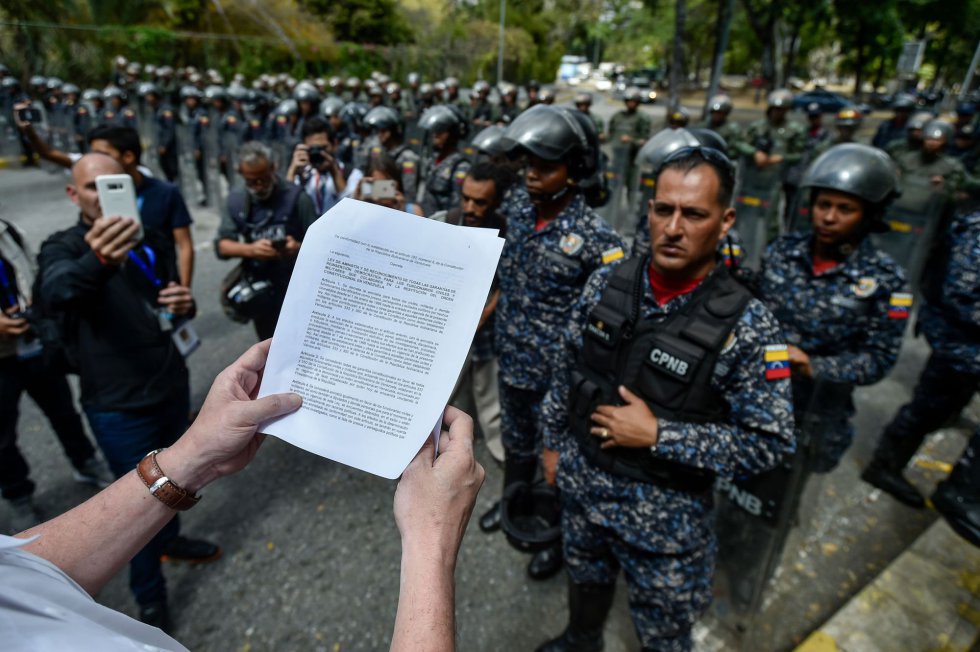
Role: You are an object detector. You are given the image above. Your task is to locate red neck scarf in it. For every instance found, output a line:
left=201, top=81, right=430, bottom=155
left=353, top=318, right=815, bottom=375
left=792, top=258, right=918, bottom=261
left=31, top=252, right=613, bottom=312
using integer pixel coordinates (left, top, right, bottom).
left=648, top=264, right=704, bottom=306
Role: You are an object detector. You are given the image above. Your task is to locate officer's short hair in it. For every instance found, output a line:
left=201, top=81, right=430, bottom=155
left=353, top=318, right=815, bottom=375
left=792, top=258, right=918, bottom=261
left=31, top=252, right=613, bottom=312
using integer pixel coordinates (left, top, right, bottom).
left=657, top=148, right=734, bottom=209
left=238, top=141, right=274, bottom=168
left=87, top=125, right=142, bottom=163
left=301, top=116, right=336, bottom=143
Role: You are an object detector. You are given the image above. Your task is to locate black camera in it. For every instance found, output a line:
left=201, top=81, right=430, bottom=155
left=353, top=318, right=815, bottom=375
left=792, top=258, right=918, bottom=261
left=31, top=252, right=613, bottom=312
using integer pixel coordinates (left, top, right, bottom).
left=17, top=107, right=42, bottom=124
left=307, top=145, right=327, bottom=168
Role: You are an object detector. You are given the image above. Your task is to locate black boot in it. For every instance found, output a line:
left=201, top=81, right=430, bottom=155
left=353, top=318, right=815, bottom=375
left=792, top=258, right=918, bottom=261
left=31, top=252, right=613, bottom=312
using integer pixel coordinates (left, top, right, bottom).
left=479, top=456, right=537, bottom=534
left=528, top=542, right=563, bottom=580
left=535, top=581, right=616, bottom=652
left=932, top=480, right=980, bottom=547
left=861, top=461, right=925, bottom=508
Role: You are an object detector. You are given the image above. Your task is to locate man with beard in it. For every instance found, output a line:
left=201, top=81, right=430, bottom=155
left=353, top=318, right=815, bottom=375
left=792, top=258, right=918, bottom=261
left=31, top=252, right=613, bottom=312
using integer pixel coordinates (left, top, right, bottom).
left=216, top=142, right=318, bottom=339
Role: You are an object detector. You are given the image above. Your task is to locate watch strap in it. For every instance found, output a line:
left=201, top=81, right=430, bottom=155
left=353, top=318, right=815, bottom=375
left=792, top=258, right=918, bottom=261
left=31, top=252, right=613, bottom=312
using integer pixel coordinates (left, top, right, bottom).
left=136, top=449, right=200, bottom=511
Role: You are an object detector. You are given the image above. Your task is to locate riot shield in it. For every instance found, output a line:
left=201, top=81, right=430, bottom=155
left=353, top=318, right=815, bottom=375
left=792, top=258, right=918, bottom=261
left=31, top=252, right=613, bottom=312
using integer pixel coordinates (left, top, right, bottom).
left=732, top=161, right=782, bottom=270
left=870, top=176, right=946, bottom=291
left=176, top=112, right=203, bottom=206
left=139, top=104, right=161, bottom=177
left=405, top=119, right=423, bottom=157
left=221, top=116, right=244, bottom=196
left=202, top=112, right=225, bottom=210
left=712, top=376, right=841, bottom=650
left=596, top=143, right=631, bottom=235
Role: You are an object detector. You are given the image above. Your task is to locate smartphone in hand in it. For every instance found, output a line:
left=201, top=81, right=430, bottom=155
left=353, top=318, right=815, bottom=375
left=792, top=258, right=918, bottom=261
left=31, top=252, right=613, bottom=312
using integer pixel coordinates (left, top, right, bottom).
left=95, top=174, right=144, bottom=241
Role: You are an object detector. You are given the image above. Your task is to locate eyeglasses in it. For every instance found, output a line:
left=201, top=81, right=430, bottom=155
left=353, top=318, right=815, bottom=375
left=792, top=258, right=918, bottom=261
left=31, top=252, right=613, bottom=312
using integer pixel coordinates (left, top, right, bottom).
left=658, top=146, right=736, bottom=188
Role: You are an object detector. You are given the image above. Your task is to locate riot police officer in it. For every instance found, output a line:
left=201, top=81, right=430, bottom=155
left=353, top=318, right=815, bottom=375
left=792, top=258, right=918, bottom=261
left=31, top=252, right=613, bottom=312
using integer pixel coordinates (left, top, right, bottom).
left=893, top=120, right=966, bottom=200
left=180, top=85, right=210, bottom=206
left=862, top=209, right=980, bottom=509
left=703, top=93, right=740, bottom=151
left=759, top=144, right=909, bottom=473
left=100, top=86, right=138, bottom=129
left=497, top=83, right=521, bottom=125
left=467, top=80, right=497, bottom=130
left=872, top=93, right=917, bottom=150
left=573, top=92, right=604, bottom=141
left=608, top=87, right=652, bottom=152
left=363, top=105, right=421, bottom=201
left=418, top=104, right=471, bottom=215
left=140, top=83, right=179, bottom=182
left=294, top=83, right=321, bottom=137
left=536, top=144, right=794, bottom=652
left=885, top=110, right=934, bottom=158
left=482, top=105, right=627, bottom=580
left=813, top=107, right=862, bottom=157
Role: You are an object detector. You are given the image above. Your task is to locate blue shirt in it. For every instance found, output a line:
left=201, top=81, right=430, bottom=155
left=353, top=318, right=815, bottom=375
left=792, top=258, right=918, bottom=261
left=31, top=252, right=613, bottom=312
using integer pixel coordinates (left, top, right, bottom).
left=136, top=176, right=192, bottom=242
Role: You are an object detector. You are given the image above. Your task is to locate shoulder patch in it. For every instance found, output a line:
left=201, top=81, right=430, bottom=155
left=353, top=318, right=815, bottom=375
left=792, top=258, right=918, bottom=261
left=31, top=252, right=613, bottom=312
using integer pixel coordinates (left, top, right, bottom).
left=601, top=246, right=624, bottom=264
left=851, top=277, right=879, bottom=298
left=721, top=331, right=737, bottom=354
left=402, top=161, right=416, bottom=173
left=560, top=233, right=585, bottom=256
left=162, top=110, right=172, bottom=118
left=887, top=292, right=913, bottom=319
left=764, top=344, right=791, bottom=380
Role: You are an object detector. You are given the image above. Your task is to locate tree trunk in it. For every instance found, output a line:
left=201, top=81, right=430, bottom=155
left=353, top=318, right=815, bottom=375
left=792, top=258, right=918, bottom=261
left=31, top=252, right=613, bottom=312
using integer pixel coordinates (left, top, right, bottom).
left=704, top=0, right=736, bottom=117
left=670, top=0, right=687, bottom=109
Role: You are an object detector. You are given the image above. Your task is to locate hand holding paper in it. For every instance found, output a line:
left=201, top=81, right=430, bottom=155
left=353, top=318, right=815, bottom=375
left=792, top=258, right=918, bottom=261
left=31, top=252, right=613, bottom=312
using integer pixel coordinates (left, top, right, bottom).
left=257, top=199, right=504, bottom=478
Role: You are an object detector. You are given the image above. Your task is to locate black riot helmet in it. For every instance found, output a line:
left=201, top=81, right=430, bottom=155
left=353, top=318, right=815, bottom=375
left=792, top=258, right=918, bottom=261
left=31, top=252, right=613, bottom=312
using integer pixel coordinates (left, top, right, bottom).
left=471, top=125, right=506, bottom=157
left=363, top=105, right=403, bottom=136
left=499, top=481, right=561, bottom=553
left=800, top=143, right=900, bottom=233
left=418, top=104, right=468, bottom=140
left=500, top=104, right=597, bottom=180
left=635, top=127, right=703, bottom=173
left=687, top=128, right=729, bottom=156
left=340, top=101, right=369, bottom=131
left=565, top=108, right=607, bottom=206
left=320, top=96, right=345, bottom=118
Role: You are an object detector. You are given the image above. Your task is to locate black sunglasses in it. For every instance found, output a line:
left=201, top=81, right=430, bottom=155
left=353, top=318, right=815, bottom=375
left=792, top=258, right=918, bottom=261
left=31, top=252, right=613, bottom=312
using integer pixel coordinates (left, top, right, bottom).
left=658, top=146, right=736, bottom=186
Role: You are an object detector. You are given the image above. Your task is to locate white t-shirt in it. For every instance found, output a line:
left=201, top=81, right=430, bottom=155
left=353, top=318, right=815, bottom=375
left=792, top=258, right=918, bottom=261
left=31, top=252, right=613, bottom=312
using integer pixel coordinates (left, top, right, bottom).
left=0, top=535, right=188, bottom=651
left=298, top=166, right=361, bottom=216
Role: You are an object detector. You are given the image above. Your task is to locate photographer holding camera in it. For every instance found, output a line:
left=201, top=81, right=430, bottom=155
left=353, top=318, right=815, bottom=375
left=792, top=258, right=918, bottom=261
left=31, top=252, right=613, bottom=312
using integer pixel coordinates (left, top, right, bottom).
left=285, top=116, right=359, bottom=216
left=216, top=142, right=318, bottom=340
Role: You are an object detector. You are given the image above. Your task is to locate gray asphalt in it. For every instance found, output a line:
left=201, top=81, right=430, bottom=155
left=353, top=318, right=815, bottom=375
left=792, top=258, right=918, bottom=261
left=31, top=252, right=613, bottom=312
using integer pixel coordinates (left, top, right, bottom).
left=0, top=118, right=973, bottom=651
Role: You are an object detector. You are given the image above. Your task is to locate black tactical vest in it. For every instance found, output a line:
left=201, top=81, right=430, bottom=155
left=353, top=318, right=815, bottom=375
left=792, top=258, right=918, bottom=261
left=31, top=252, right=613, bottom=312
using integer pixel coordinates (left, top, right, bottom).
left=569, top=256, right=752, bottom=489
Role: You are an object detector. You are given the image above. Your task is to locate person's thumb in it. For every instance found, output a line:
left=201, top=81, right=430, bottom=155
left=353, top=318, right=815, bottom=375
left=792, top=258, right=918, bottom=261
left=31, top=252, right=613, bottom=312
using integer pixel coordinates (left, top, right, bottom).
left=239, top=392, right=302, bottom=426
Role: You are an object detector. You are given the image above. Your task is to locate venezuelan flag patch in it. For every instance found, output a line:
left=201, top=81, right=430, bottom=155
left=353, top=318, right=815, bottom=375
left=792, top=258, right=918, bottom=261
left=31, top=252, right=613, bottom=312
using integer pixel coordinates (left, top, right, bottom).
left=601, top=246, right=624, bottom=264
left=764, top=344, right=791, bottom=380
left=887, top=292, right=913, bottom=319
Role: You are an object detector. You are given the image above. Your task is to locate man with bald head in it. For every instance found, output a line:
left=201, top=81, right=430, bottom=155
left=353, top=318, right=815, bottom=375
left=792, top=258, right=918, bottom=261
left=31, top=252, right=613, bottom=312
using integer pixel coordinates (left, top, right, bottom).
left=36, top=153, right=219, bottom=631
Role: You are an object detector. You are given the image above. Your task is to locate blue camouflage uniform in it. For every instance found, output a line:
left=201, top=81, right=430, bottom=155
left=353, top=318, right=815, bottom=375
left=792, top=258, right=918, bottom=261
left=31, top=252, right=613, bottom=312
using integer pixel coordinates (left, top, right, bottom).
left=154, top=103, right=179, bottom=182
left=871, top=210, right=980, bottom=470
left=759, top=232, right=910, bottom=472
left=495, top=188, right=626, bottom=467
left=540, top=262, right=795, bottom=652
left=99, top=106, right=138, bottom=129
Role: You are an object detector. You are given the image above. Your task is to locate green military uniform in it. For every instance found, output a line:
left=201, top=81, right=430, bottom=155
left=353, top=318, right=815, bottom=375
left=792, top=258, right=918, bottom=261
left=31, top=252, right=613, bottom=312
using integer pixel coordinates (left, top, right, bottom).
left=734, top=117, right=806, bottom=165
left=894, top=150, right=967, bottom=199
left=702, top=118, right=742, bottom=154
left=608, top=109, right=651, bottom=145
left=587, top=111, right=605, bottom=137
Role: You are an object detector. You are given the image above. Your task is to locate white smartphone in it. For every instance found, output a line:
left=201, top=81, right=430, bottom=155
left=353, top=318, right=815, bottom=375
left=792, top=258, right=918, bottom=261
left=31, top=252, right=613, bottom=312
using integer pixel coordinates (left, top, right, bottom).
left=95, top=174, right=143, bottom=241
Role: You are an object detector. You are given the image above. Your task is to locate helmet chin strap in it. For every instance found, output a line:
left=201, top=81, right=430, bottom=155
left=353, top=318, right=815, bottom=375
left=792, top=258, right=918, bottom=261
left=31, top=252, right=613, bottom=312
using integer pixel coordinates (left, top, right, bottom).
left=528, top=181, right=576, bottom=205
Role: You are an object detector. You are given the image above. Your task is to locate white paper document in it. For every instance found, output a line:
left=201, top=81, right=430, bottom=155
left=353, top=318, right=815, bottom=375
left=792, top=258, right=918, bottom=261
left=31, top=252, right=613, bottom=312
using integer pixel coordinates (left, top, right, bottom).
left=257, top=198, right=504, bottom=478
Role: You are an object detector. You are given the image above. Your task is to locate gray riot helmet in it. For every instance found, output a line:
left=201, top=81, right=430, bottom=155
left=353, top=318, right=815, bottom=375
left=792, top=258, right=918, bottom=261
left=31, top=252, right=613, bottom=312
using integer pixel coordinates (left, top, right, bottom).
left=471, top=125, right=506, bottom=156
left=62, top=83, right=81, bottom=96
left=907, top=110, right=934, bottom=132
left=29, top=75, right=47, bottom=89
left=46, top=77, right=64, bottom=91
left=668, top=106, right=690, bottom=127
left=103, top=85, right=127, bottom=101
left=891, top=93, right=917, bottom=111
left=635, top=127, right=703, bottom=171
left=227, top=84, right=248, bottom=102
left=708, top=94, right=733, bottom=113
left=138, top=82, right=162, bottom=99
left=294, top=83, right=320, bottom=103
left=179, top=85, right=203, bottom=101
left=364, top=105, right=403, bottom=136
left=274, top=98, right=299, bottom=117
left=407, top=72, right=421, bottom=86
left=501, top=104, right=597, bottom=180
left=340, top=102, right=368, bottom=130
left=767, top=89, right=793, bottom=109
left=573, top=91, right=593, bottom=106
left=81, top=88, right=100, bottom=102
left=623, top=86, right=644, bottom=102
left=566, top=108, right=607, bottom=206
left=800, top=143, right=900, bottom=232
left=2, top=77, right=21, bottom=93
left=922, top=119, right=954, bottom=143
left=419, top=104, right=468, bottom=139
left=687, top=128, right=729, bottom=156
left=499, top=481, right=561, bottom=553
left=320, top=96, right=345, bottom=118
left=473, top=80, right=491, bottom=95
left=204, top=85, right=228, bottom=103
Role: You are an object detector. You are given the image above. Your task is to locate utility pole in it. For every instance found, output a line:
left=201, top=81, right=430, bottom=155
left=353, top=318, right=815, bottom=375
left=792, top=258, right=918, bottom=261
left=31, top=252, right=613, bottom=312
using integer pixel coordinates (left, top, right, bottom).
left=497, top=0, right=507, bottom=85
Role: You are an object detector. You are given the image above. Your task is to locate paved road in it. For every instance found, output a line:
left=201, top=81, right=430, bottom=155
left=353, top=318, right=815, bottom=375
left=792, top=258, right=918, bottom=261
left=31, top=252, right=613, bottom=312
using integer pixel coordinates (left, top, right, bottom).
left=0, top=149, right=972, bottom=651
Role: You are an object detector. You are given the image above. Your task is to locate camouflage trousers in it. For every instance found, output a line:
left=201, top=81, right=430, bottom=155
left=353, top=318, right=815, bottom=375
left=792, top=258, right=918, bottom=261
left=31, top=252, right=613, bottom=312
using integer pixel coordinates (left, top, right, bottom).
left=561, top=491, right=714, bottom=652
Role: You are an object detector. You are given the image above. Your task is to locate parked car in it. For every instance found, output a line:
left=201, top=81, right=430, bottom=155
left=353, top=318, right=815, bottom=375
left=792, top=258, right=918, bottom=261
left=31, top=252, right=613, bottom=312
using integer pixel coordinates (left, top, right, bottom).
left=792, top=88, right=853, bottom=113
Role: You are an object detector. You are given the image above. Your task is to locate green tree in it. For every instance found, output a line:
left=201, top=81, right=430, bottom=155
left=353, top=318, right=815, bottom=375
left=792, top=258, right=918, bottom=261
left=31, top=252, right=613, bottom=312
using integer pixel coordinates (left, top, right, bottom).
left=300, top=0, right=412, bottom=45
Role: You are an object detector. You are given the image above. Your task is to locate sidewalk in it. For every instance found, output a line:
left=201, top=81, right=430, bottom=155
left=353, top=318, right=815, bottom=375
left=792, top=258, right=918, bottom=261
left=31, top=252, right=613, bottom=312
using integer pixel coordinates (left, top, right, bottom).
left=795, top=518, right=980, bottom=652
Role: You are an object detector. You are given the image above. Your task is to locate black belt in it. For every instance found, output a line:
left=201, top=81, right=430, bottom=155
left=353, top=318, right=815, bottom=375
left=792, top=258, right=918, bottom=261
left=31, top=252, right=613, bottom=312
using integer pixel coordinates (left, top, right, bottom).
left=575, top=431, right=714, bottom=494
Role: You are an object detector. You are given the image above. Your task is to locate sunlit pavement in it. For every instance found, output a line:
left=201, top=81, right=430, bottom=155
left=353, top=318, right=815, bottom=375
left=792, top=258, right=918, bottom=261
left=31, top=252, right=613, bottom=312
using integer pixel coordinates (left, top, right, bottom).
left=1, top=160, right=976, bottom=650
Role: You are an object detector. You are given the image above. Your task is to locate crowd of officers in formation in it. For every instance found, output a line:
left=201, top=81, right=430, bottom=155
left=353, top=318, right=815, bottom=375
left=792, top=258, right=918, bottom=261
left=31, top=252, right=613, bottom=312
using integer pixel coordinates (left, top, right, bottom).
left=1, top=53, right=980, bottom=652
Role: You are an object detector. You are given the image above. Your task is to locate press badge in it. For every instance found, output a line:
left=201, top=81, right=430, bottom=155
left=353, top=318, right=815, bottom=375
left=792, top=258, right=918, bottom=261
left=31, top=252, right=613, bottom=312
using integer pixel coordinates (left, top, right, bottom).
left=171, top=321, right=200, bottom=357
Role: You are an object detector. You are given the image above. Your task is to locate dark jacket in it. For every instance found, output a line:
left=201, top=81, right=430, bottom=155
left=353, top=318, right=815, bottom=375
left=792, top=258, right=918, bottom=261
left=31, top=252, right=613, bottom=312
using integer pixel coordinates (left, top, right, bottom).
left=37, top=220, right=189, bottom=410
